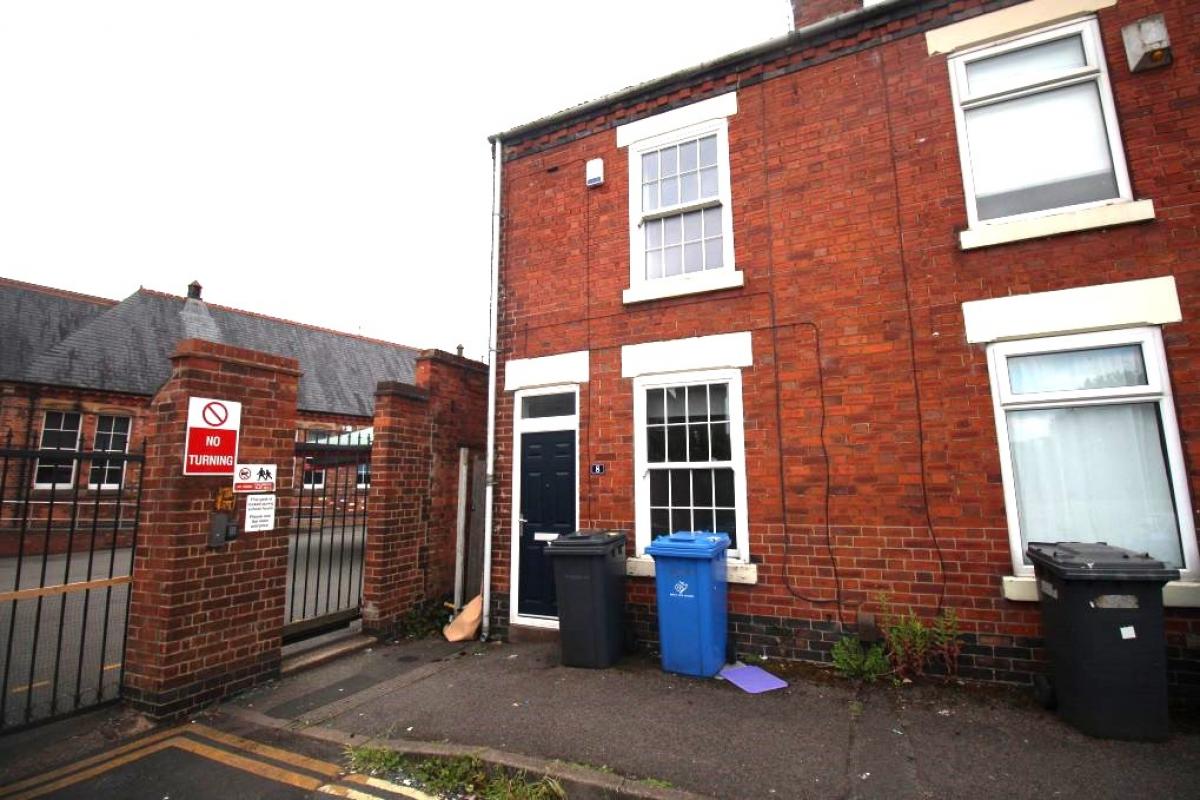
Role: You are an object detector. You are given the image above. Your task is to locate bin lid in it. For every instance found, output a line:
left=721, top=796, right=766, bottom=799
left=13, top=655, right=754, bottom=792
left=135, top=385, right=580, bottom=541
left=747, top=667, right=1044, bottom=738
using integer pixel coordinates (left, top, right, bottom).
left=545, top=529, right=626, bottom=556
left=1026, top=541, right=1180, bottom=582
left=646, top=531, right=730, bottom=559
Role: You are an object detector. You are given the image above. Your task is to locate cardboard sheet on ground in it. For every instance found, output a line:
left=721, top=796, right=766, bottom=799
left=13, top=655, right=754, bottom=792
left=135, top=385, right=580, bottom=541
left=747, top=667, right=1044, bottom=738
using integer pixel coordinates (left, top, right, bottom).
left=443, top=595, right=482, bottom=642
left=719, top=665, right=788, bottom=694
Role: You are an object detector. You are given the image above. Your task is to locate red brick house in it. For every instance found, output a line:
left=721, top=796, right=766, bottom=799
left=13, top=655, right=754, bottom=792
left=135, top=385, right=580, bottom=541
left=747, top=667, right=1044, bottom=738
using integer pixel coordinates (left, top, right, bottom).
left=484, top=0, right=1200, bottom=696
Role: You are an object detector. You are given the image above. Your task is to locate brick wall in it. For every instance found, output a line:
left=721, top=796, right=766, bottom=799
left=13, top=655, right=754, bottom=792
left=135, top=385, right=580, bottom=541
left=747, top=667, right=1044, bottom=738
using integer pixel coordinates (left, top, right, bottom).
left=123, top=339, right=300, bottom=718
left=492, top=0, right=1200, bottom=697
left=0, top=382, right=150, bottom=556
left=413, top=350, right=488, bottom=599
left=362, top=381, right=433, bottom=636
left=362, top=351, right=488, bottom=636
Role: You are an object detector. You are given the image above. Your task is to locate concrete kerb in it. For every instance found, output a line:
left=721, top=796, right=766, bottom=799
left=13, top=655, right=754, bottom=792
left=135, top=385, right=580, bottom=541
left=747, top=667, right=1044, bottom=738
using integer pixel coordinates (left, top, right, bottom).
left=217, top=703, right=710, bottom=800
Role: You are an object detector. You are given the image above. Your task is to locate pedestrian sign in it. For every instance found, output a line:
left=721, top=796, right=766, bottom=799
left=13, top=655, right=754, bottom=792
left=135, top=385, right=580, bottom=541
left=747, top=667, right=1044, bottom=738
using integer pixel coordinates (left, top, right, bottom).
left=184, top=397, right=242, bottom=475
left=233, top=463, right=276, bottom=493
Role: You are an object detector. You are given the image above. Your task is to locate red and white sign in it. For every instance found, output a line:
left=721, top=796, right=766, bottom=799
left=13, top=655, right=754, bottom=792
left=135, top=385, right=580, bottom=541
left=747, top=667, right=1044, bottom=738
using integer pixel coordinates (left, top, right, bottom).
left=184, top=397, right=242, bottom=475
left=233, top=463, right=276, bottom=493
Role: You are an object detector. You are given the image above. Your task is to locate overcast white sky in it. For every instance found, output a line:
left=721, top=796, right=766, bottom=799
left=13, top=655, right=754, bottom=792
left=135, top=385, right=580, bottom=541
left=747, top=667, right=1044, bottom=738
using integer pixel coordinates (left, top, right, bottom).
left=0, top=2, right=790, bottom=361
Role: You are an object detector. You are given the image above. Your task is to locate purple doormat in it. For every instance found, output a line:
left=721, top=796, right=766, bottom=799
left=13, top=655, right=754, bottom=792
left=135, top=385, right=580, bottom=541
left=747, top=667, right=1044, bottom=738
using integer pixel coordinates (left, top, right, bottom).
left=719, top=665, right=788, bottom=694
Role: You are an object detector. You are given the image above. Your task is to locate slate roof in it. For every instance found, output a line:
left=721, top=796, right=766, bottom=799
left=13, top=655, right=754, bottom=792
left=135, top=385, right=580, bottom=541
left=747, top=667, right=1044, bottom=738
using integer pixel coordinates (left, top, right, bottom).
left=0, top=278, right=117, bottom=383
left=3, top=281, right=419, bottom=417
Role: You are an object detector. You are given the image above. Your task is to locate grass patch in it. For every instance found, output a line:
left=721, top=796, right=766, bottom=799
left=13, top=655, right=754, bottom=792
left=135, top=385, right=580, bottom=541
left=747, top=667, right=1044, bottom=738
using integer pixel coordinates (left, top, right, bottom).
left=641, top=777, right=674, bottom=789
left=346, top=747, right=565, bottom=799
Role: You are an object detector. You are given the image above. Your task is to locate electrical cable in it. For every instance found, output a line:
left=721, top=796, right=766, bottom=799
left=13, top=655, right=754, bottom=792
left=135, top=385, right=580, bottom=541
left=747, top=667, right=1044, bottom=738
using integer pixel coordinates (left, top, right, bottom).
left=757, top=81, right=848, bottom=627
left=878, top=48, right=949, bottom=613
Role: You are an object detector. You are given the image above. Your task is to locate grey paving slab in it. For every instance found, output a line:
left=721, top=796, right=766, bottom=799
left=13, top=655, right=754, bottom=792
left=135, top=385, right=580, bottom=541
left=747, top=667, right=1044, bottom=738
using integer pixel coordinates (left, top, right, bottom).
left=314, top=643, right=855, bottom=799
left=252, top=638, right=1200, bottom=800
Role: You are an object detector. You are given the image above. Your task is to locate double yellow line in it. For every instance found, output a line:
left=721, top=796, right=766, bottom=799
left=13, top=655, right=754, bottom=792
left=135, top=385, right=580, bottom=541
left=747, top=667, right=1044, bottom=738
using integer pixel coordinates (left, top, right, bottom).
left=0, top=723, right=433, bottom=800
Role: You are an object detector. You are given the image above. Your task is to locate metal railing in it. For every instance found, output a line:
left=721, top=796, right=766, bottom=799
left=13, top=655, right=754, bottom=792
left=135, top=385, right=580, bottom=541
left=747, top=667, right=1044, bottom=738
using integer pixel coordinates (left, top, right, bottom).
left=0, top=433, right=144, bottom=730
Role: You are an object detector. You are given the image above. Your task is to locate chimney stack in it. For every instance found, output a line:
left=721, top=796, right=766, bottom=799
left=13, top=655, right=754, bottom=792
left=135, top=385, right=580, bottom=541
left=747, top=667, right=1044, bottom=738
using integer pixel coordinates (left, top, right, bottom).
left=791, top=0, right=863, bottom=31
left=187, top=280, right=202, bottom=300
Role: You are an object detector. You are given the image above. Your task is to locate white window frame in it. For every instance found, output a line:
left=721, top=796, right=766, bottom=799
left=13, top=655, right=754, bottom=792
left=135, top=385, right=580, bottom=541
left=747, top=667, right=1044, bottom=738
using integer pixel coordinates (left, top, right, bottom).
left=948, top=17, right=1133, bottom=231
left=509, top=383, right=581, bottom=629
left=34, top=410, right=81, bottom=490
left=632, top=368, right=750, bottom=564
left=621, top=99, right=741, bottom=305
left=986, top=326, right=1199, bottom=582
left=88, top=414, right=131, bottom=491
left=356, top=462, right=371, bottom=490
left=301, top=460, right=325, bottom=491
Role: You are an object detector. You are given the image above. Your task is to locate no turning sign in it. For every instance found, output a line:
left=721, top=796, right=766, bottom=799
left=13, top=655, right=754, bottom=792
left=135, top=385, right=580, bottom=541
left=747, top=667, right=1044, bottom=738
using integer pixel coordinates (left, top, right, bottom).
left=184, top=397, right=242, bottom=475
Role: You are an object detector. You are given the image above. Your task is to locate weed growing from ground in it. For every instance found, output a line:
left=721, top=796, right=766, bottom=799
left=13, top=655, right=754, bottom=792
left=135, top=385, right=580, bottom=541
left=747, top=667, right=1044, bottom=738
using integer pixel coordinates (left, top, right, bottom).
left=345, top=747, right=565, bottom=799
left=859, top=595, right=964, bottom=683
left=932, top=608, right=962, bottom=678
left=831, top=636, right=889, bottom=682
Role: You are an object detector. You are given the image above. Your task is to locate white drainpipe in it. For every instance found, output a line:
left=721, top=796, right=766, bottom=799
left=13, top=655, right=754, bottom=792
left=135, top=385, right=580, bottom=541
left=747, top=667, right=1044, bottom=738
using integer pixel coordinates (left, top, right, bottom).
left=481, top=137, right=502, bottom=640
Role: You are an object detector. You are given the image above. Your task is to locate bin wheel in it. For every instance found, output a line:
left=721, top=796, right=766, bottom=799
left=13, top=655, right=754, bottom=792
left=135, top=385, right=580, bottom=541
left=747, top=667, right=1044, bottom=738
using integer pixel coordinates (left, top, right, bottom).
left=1033, top=674, right=1056, bottom=710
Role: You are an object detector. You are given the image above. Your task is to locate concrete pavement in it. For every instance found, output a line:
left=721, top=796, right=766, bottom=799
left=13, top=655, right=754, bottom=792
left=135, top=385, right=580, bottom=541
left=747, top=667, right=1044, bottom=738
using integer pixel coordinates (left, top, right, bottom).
left=228, top=638, right=1200, bottom=799
left=2, top=635, right=1198, bottom=799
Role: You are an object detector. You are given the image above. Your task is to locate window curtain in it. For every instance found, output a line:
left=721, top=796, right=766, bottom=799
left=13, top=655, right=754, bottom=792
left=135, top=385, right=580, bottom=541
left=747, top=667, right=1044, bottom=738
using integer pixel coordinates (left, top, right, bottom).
left=1008, top=402, right=1182, bottom=566
left=1007, top=344, right=1146, bottom=394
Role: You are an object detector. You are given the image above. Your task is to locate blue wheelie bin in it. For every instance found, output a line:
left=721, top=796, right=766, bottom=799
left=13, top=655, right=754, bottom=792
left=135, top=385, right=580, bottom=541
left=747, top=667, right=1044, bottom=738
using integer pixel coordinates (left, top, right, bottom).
left=646, top=532, right=729, bottom=677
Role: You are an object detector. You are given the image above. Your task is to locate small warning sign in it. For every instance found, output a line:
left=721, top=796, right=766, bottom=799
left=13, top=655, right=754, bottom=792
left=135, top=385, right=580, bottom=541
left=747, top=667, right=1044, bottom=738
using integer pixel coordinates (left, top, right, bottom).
left=233, top=463, right=276, bottom=493
left=245, top=494, right=276, bottom=533
left=184, top=397, right=242, bottom=476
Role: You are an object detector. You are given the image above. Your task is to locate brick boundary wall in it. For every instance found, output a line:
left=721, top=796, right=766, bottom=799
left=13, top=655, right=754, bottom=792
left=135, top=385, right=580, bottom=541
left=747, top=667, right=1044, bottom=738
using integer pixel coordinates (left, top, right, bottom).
left=122, top=339, right=299, bottom=719
left=362, top=350, right=488, bottom=637
left=362, top=381, right=432, bottom=637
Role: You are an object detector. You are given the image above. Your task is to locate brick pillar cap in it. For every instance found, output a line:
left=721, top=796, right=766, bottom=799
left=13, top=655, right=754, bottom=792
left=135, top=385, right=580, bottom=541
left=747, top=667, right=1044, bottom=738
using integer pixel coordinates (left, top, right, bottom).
left=171, top=338, right=302, bottom=375
left=376, top=381, right=429, bottom=401
left=416, top=348, right=488, bottom=374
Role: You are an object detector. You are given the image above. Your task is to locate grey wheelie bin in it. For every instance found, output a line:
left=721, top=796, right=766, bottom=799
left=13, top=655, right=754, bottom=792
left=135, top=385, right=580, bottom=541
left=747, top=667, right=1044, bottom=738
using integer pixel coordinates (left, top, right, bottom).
left=1026, top=541, right=1179, bottom=740
left=545, top=530, right=627, bottom=668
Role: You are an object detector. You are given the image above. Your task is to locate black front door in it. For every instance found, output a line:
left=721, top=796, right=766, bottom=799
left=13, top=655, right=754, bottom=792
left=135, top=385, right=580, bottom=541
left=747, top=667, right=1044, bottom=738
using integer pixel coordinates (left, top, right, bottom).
left=518, top=430, right=576, bottom=617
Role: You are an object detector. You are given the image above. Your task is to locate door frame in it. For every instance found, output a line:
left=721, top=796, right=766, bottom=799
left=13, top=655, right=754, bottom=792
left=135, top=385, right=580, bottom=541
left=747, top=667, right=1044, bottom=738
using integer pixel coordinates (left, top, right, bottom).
left=509, top=383, right=580, bottom=630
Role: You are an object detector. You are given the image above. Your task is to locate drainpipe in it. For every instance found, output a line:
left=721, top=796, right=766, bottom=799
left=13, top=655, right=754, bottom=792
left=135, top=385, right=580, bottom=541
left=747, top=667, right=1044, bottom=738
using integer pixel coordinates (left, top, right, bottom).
left=481, top=137, right=502, bottom=640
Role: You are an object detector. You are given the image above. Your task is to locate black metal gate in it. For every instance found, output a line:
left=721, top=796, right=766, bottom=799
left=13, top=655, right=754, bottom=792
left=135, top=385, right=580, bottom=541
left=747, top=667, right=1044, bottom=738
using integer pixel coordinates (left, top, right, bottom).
left=284, top=432, right=371, bottom=642
left=0, top=433, right=143, bottom=731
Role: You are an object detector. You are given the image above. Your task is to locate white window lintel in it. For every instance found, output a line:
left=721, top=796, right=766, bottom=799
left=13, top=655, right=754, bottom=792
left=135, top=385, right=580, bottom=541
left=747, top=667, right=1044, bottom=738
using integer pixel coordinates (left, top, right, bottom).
left=926, top=0, right=1117, bottom=56
left=504, top=350, right=590, bottom=391
left=621, top=331, right=753, bottom=379
left=962, top=276, right=1181, bottom=344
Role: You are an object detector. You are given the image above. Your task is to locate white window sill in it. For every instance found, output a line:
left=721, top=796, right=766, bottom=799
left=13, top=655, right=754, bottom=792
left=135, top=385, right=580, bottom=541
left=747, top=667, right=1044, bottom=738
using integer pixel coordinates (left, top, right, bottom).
left=625, top=555, right=758, bottom=585
left=960, top=200, right=1155, bottom=250
left=1002, top=575, right=1200, bottom=607
left=622, top=269, right=744, bottom=305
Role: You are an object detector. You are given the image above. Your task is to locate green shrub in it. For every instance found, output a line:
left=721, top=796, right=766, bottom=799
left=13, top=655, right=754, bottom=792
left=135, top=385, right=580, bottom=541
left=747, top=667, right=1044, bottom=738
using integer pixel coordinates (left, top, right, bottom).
left=831, top=636, right=890, bottom=682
